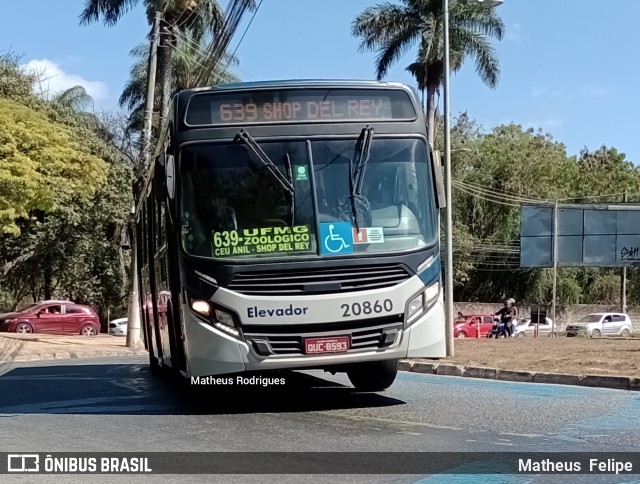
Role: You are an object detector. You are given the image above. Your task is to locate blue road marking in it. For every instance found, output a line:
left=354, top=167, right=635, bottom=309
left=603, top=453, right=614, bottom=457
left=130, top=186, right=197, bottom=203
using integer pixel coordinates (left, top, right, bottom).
left=412, top=461, right=533, bottom=484
left=397, top=371, right=619, bottom=400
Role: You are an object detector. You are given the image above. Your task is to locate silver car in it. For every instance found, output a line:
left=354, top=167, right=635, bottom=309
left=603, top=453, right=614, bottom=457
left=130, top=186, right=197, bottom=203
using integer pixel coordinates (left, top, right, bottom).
left=565, top=313, right=633, bottom=338
left=514, top=317, right=556, bottom=337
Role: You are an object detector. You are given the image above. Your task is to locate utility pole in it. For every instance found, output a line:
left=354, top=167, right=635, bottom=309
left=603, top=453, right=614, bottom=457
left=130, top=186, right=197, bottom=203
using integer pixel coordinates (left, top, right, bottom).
left=442, top=0, right=454, bottom=357
left=126, top=12, right=160, bottom=349
left=551, top=199, right=559, bottom=337
left=142, top=11, right=161, bottom=168
left=158, top=18, right=175, bottom=128
left=621, top=190, right=628, bottom=314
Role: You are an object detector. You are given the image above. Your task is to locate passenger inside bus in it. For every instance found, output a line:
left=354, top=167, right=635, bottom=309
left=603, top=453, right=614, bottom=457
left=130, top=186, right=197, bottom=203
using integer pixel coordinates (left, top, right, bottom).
left=210, top=195, right=238, bottom=232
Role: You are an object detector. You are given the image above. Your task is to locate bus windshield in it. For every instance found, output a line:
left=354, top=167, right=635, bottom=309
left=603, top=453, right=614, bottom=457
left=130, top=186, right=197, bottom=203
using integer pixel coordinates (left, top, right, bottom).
left=180, top=137, right=436, bottom=259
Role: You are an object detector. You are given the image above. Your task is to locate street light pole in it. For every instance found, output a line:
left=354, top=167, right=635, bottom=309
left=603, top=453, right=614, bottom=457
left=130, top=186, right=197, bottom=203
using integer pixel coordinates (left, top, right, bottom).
left=442, top=0, right=503, bottom=356
left=442, top=0, right=454, bottom=356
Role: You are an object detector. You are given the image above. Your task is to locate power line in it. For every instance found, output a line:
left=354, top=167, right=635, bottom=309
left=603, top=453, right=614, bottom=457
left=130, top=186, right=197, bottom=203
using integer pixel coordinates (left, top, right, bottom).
left=171, top=29, right=250, bottom=80
left=170, top=44, right=215, bottom=74
left=455, top=178, right=640, bottom=206
left=169, top=30, right=246, bottom=81
left=453, top=182, right=523, bottom=207
left=220, top=0, right=263, bottom=80
left=453, top=179, right=548, bottom=204
left=171, top=4, right=200, bottom=31
left=193, top=0, right=257, bottom=88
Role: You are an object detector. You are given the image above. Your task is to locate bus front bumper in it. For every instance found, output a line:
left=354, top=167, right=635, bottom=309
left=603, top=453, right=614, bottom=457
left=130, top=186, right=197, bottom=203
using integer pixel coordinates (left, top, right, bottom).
left=182, top=301, right=446, bottom=377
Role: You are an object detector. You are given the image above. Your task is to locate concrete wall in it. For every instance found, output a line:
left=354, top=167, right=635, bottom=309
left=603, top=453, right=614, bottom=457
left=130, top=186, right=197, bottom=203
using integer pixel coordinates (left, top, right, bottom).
left=454, top=302, right=640, bottom=333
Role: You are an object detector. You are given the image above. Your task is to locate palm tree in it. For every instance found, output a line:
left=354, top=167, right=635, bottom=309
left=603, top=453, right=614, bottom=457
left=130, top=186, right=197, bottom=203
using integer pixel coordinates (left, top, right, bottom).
left=120, top=34, right=240, bottom=136
left=80, top=0, right=223, bottom=120
left=352, top=0, right=505, bottom=147
left=79, top=0, right=254, bottom=121
left=52, top=85, right=93, bottom=111
left=80, top=0, right=223, bottom=38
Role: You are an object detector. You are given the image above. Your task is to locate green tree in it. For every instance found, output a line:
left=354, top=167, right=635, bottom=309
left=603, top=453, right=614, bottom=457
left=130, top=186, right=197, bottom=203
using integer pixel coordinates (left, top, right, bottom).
left=0, top=54, right=132, bottom=320
left=0, top=98, right=107, bottom=234
left=352, top=0, right=504, bottom=146
left=447, top=119, right=640, bottom=306
left=0, top=51, right=38, bottom=103
left=572, top=146, right=640, bottom=202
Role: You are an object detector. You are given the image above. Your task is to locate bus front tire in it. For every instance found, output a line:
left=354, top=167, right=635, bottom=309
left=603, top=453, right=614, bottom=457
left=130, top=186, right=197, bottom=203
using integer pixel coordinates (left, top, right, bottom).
left=346, top=359, right=399, bottom=392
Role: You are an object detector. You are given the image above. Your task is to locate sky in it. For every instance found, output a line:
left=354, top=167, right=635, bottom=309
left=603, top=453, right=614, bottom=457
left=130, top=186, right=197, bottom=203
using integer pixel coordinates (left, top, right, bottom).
left=2, top=0, right=639, bottom=163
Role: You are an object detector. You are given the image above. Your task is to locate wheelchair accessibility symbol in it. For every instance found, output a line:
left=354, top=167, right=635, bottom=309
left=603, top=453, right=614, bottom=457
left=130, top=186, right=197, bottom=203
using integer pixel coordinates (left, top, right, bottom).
left=319, top=222, right=354, bottom=255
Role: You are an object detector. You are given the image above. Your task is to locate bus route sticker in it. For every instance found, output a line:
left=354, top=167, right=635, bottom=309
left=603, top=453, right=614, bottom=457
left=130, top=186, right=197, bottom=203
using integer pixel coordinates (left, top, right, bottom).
left=211, top=225, right=313, bottom=257
left=319, top=222, right=354, bottom=255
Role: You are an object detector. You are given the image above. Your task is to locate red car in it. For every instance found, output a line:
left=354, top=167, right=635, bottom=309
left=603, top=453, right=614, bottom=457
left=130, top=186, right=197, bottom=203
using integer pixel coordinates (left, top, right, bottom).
left=0, top=300, right=100, bottom=336
left=454, top=314, right=495, bottom=338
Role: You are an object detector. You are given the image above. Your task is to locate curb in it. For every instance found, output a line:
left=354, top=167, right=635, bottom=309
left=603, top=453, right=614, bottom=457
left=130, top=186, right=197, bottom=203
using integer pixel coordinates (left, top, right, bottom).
left=0, top=349, right=148, bottom=365
left=400, top=359, right=638, bottom=391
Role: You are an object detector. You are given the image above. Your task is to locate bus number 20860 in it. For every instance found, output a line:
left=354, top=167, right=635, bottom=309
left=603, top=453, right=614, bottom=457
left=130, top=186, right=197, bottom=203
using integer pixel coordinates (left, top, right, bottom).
left=341, top=299, right=393, bottom=317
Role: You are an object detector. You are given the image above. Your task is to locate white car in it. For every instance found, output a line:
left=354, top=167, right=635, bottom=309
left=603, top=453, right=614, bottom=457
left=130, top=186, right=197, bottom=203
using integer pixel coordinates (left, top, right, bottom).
left=108, top=317, right=128, bottom=336
left=565, top=313, right=633, bottom=338
left=514, top=317, right=556, bottom=337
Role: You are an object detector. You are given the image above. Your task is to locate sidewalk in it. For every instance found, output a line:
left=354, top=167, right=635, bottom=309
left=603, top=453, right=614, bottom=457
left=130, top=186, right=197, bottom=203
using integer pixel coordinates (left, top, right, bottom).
left=0, top=333, right=147, bottom=364
left=399, top=359, right=640, bottom=392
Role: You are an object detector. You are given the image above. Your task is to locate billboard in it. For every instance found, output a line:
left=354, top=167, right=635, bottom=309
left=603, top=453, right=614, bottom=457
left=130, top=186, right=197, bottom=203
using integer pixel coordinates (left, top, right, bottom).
left=520, top=204, right=640, bottom=268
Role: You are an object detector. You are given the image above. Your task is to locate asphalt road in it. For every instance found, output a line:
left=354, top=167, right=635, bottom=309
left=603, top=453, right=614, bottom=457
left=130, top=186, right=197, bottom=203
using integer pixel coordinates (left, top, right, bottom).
left=1, top=357, right=639, bottom=483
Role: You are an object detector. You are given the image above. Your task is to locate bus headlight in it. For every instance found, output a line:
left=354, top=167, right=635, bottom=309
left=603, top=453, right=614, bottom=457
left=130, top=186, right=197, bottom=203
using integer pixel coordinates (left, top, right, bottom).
left=190, top=299, right=211, bottom=316
left=405, top=281, right=440, bottom=328
left=187, top=296, right=241, bottom=339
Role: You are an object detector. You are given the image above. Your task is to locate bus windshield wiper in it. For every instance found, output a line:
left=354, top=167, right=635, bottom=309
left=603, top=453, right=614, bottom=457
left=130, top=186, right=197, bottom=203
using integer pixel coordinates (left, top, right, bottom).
left=236, top=129, right=294, bottom=193
left=348, top=125, right=373, bottom=230
left=235, top=129, right=295, bottom=225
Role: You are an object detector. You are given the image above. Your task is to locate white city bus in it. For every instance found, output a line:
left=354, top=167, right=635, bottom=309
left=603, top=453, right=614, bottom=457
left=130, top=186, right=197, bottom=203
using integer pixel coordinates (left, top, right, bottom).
left=135, top=80, right=447, bottom=391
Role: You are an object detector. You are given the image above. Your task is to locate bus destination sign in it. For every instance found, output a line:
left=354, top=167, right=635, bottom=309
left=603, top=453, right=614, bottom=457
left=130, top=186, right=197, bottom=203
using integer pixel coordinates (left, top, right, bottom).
left=185, top=89, right=416, bottom=126
left=216, top=98, right=389, bottom=123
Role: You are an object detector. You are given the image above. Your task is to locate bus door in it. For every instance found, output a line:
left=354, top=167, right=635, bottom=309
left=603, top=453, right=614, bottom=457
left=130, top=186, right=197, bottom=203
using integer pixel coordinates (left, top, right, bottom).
left=141, top=199, right=164, bottom=364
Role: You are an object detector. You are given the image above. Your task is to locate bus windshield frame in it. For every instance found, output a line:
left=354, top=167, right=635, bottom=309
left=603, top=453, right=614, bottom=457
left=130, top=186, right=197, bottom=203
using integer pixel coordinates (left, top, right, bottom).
left=178, top=134, right=437, bottom=262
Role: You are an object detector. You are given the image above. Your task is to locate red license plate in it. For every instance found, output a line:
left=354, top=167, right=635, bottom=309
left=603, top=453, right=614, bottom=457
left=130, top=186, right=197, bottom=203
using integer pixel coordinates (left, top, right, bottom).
left=304, top=336, right=350, bottom=354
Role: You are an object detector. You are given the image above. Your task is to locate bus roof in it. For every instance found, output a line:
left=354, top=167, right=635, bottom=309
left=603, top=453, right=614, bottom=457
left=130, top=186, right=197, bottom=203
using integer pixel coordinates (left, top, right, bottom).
left=180, top=79, right=417, bottom=95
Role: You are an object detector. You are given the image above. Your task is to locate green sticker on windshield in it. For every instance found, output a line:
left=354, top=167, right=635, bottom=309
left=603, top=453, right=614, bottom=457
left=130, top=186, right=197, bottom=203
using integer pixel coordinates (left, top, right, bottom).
left=295, top=165, right=308, bottom=181
left=211, top=225, right=313, bottom=257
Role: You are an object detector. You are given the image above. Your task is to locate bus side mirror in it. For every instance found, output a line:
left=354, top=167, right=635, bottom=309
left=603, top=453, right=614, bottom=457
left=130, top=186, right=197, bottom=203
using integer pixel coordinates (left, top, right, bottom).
left=166, top=155, right=175, bottom=200
left=431, top=150, right=446, bottom=208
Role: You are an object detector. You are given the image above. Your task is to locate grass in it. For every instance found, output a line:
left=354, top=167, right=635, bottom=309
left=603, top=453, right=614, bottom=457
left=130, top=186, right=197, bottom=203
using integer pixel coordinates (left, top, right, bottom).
left=418, top=337, right=640, bottom=377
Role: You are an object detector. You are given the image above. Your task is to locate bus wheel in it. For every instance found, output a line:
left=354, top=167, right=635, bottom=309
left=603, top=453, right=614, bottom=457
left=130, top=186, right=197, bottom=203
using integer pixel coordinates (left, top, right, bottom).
left=346, top=359, right=398, bottom=392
